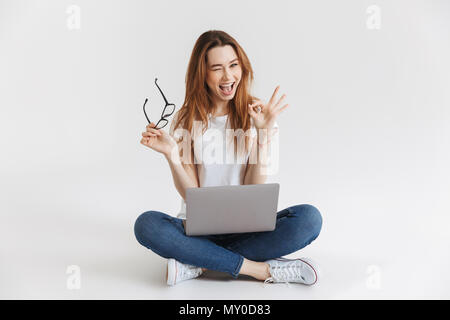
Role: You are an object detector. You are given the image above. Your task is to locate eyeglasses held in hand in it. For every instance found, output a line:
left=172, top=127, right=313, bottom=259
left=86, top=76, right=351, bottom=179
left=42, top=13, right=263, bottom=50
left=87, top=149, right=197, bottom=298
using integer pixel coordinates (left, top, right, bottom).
left=143, top=78, right=176, bottom=130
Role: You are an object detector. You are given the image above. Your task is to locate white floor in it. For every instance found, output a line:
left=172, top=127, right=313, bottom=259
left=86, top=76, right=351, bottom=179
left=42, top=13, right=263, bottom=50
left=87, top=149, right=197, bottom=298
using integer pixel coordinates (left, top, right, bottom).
left=2, top=167, right=450, bottom=299
left=2, top=229, right=450, bottom=300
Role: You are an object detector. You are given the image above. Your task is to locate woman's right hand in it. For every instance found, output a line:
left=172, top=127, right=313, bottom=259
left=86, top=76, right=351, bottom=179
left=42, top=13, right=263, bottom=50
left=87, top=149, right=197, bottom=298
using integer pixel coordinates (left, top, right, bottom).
left=140, top=122, right=177, bottom=157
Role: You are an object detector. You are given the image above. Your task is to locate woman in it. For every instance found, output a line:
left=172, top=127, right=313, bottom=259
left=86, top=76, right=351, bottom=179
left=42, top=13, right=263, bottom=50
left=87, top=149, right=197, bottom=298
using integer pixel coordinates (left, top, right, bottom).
left=135, top=30, right=322, bottom=286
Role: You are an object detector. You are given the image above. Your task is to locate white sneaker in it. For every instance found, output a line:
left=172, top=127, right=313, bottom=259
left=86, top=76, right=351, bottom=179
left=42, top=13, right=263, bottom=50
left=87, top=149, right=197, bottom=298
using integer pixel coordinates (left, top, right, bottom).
left=264, top=257, right=319, bottom=286
left=166, top=258, right=203, bottom=286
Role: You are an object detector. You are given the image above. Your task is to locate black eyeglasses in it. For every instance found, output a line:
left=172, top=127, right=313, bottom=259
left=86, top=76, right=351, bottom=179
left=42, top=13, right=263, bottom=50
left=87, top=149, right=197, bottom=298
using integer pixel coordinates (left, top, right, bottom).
left=143, top=78, right=176, bottom=129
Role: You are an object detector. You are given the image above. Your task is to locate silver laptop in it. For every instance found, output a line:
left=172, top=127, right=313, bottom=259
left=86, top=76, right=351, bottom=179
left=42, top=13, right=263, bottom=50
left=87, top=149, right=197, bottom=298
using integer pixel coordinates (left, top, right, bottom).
left=185, top=183, right=280, bottom=236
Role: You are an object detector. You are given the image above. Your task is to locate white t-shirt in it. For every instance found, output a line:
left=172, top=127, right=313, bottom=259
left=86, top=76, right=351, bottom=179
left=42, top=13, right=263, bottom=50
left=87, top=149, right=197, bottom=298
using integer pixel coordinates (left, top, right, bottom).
left=170, top=112, right=279, bottom=219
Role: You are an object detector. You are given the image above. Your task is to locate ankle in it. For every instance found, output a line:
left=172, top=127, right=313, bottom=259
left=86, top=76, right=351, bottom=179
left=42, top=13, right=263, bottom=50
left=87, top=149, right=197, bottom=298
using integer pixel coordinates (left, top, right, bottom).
left=252, top=263, right=270, bottom=281
left=240, top=259, right=271, bottom=281
left=260, top=263, right=271, bottom=280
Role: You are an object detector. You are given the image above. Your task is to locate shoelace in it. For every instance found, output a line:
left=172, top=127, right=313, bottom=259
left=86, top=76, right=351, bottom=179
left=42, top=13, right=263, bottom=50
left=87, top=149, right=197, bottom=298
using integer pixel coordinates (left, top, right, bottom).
left=263, top=261, right=306, bottom=286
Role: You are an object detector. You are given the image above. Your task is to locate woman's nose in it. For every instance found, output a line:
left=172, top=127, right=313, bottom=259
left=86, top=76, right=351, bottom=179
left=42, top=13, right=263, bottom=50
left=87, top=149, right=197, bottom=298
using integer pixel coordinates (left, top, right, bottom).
left=222, top=67, right=234, bottom=79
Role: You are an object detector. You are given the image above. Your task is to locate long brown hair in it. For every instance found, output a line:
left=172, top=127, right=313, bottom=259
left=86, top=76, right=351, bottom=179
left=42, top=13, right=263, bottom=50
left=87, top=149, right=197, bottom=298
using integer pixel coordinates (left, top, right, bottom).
left=172, top=30, right=258, bottom=160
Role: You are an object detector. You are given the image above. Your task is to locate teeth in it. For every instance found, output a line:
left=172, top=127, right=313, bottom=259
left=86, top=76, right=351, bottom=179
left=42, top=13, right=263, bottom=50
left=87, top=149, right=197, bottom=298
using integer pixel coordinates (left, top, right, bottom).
left=219, top=82, right=234, bottom=91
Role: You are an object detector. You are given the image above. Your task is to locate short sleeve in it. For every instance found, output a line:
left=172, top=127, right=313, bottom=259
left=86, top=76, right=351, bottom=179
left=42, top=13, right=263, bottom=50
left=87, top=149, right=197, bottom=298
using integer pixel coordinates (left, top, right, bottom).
left=169, top=110, right=190, bottom=146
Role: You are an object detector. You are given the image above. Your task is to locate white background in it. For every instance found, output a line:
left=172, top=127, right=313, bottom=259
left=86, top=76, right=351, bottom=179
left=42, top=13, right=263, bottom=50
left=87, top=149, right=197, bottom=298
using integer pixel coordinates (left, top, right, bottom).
left=1, top=0, right=449, bottom=299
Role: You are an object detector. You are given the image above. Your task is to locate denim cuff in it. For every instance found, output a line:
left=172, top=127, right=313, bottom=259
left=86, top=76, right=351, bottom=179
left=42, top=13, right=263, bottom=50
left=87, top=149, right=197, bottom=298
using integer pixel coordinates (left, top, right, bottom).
left=231, top=255, right=244, bottom=278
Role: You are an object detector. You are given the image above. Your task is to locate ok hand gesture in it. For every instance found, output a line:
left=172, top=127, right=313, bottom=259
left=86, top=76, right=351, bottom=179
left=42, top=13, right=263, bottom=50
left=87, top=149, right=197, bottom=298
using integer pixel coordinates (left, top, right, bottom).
left=247, top=85, right=289, bottom=130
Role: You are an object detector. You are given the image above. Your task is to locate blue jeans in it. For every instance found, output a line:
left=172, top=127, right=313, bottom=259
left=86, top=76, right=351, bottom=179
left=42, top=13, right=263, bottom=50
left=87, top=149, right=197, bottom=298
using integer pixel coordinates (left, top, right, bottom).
left=134, top=204, right=322, bottom=278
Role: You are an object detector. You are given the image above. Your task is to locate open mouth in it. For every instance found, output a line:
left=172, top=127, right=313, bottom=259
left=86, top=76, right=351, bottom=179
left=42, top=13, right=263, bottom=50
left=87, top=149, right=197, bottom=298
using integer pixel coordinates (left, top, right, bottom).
left=219, top=82, right=235, bottom=95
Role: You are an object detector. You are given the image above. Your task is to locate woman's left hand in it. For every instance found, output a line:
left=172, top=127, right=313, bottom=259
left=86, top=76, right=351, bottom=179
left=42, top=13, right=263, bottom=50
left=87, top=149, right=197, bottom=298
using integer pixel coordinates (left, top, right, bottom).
left=247, top=85, right=289, bottom=130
